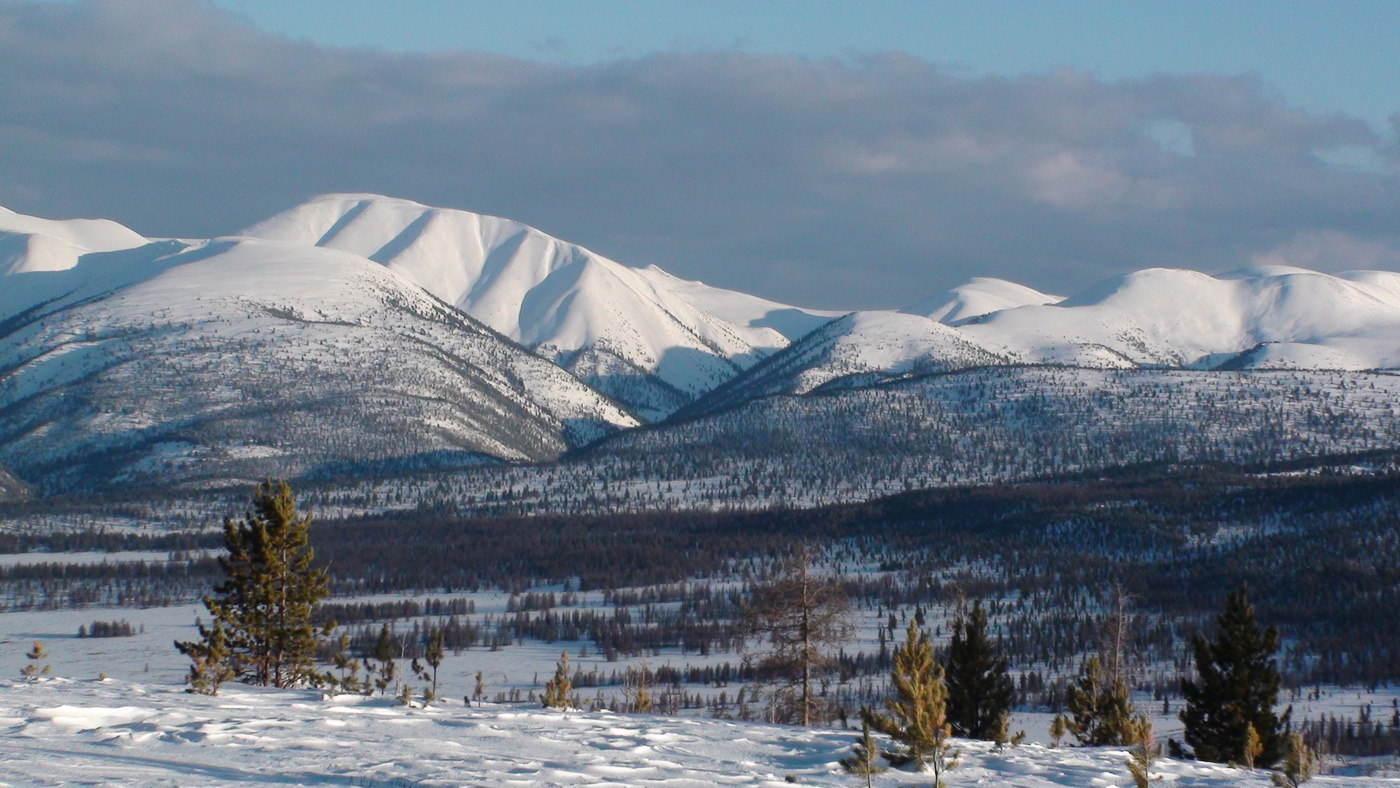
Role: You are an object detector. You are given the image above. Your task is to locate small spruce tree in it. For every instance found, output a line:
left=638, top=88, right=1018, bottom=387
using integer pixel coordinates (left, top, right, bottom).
left=1180, top=583, right=1289, bottom=767
left=543, top=651, right=573, bottom=709
left=1049, top=713, right=1069, bottom=748
left=182, top=619, right=235, bottom=695
left=1067, top=654, right=1141, bottom=746
left=371, top=623, right=397, bottom=696
left=474, top=670, right=486, bottom=707
left=1270, top=732, right=1314, bottom=787
left=863, top=621, right=959, bottom=783
left=1126, top=720, right=1162, bottom=788
left=839, top=720, right=888, bottom=788
left=330, top=632, right=362, bottom=694
left=944, top=600, right=1014, bottom=740
left=1242, top=722, right=1264, bottom=769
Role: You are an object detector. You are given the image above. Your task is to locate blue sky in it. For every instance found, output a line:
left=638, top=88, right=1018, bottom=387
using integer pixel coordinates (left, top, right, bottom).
left=211, top=0, right=1400, bottom=133
left=1, top=1, right=1397, bottom=307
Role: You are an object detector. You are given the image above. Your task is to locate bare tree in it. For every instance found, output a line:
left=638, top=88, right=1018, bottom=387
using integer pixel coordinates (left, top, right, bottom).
left=743, top=545, right=852, bottom=726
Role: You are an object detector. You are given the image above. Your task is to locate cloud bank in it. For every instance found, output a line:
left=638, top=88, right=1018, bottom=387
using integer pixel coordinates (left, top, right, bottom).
left=1, top=0, right=1397, bottom=307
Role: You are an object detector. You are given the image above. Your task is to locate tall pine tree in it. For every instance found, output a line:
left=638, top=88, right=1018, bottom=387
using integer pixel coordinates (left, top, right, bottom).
left=176, top=480, right=332, bottom=689
left=944, top=600, right=1014, bottom=740
left=1180, top=583, right=1289, bottom=767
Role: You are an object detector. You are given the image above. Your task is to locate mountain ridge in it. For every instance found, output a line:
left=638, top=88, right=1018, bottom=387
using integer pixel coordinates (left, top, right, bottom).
left=5, top=194, right=1400, bottom=494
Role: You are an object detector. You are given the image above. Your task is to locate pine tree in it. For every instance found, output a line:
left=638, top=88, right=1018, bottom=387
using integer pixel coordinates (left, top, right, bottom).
left=1049, top=713, right=1069, bottom=748
left=1126, top=721, right=1162, bottom=788
left=1067, top=655, right=1141, bottom=746
left=1270, top=732, right=1314, bottom=787
left=1243, top=722, right=1263, bottom=769
left=543, top=651, right=573, bottom=709
left=473, top=670, right=486, bottom=707
left=839, top=720, right=888, bottom=788
left=182, top=618, right=235, bottom=695
left=1180, top=583, right=1289, bottom=767
left=330, top=632, right=362, bottom=694
left=744, top=545, right=852, bottom=726
left=944, top=600, right=1014, bottom=740
left=372, top=623, right=397, bottom=696
left=176, top=480, right=332, bottom=689
left=414, top=629, right=442, bottom=702
left=20, top=641, right=51, bottom=680
left=863, top=621, right=959, bottom=783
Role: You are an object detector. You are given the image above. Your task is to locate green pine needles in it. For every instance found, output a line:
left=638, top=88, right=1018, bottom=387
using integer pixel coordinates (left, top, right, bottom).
left=839, top=720, right=887, bottom=788
left=1180, top=583, right=1289, bottom=767
left=945, top=600, right=1015, bottom=741
left=863, top=621, right=960, bottom=785
left=176, top=480, right=333, bottom=693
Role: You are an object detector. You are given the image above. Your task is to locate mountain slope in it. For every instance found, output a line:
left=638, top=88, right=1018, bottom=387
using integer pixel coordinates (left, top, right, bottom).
left=960, top=266, right=1400, bottom=369
left=0, top=230, right=637, bottom=492
left=682, top=310, right=1009, bottom=416
left=242, top=194, right=812, bottom=419
left=903, top=276, right=1063, bottom=324
left=0, top=206, right=148, bottom=276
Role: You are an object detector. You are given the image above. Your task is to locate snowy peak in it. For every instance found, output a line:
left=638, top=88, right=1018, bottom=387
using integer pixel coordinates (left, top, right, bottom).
left=686, top=310, right=1009, bottom=416
left=0, top=206, right=147, bottom=275
left=960, top=266, right=1400, bottom=370
left=243, top=194, right=802, bottom=419
left=0, top=229, right=637, bottom=492
left=903, top=277, right=1062, bottom=325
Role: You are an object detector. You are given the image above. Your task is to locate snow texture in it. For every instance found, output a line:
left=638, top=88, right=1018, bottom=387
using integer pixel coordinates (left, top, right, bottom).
left=3, top=678, right=1393, bottom=787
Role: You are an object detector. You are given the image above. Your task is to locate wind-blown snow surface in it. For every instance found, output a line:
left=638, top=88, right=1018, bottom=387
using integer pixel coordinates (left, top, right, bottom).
left=0, top=231, right=635, bottom=491
left=3, top=679, right=1389, bottom=787
left=244, top=194, right=826, bottom=419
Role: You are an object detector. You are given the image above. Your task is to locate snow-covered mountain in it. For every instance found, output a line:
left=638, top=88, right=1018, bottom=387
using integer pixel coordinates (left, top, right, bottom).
left=960, top=265, right=1400, bottom=370
left=902, top=276, right=1063, bottom=324
left=0, top=211, right=636, bottom=491
left=0, top=205, right=148, bottom=276
left=691, top=266, right=1400, bottom=409
left=7, top=194, right=1400, bottom=493
left=242, top=194, right=829, bottom=419
left=683, top=311, right=1009, bottom=416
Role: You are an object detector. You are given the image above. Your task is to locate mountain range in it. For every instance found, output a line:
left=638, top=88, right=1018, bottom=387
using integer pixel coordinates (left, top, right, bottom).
left=3, top=193, right=1400, bottom=492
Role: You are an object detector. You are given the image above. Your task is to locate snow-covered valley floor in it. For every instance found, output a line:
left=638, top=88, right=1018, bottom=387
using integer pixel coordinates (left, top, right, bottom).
left=2, top=678, right=1396, bottom=787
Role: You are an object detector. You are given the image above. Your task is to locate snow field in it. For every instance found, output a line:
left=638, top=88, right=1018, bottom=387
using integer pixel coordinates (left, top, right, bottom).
left=2, top=677, right=1397, bottom=787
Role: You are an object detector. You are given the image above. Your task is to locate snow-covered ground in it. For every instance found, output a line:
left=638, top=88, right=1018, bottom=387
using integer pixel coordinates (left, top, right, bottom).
left=3, top=677, right=1397, bottom=787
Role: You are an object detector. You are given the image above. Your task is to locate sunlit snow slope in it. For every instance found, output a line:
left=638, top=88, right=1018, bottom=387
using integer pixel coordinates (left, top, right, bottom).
left=694, top=266, right=1400, bottom=409
left=0, top=218, right=636, bottom=492
left=243, top=194, right=826, bottom=419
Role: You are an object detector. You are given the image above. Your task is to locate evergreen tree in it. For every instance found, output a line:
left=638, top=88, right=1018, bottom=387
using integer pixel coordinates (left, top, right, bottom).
left=743, top=545, right=852, bottom=726
left=411, top=626, right=445, bottom=703
left=473, top=670, right=486, bottom=707
left=1270, top=732, right=1314, bottom=787
left=1180, top=583, right=1289, bottom=767
left=176, top=480, right=332, bottom=688
left=330, top=632, right=362, bottom=694
left=863, top=621, right=959, bottom=783
left=839, top=720, right=888, bottom=788
left=371, top=623, right=397, bottom=696
left=543, top=651, right=573, bottom=709
left=944, top=600, right=1014, bottom=740
left=1126, top=722, right=1162, bottom=788
left=1049, top=713, right=1069, bottom=748
left=1067, top=655, right=1142, bottom=746
left=182, top=619, right=235, bottom=695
